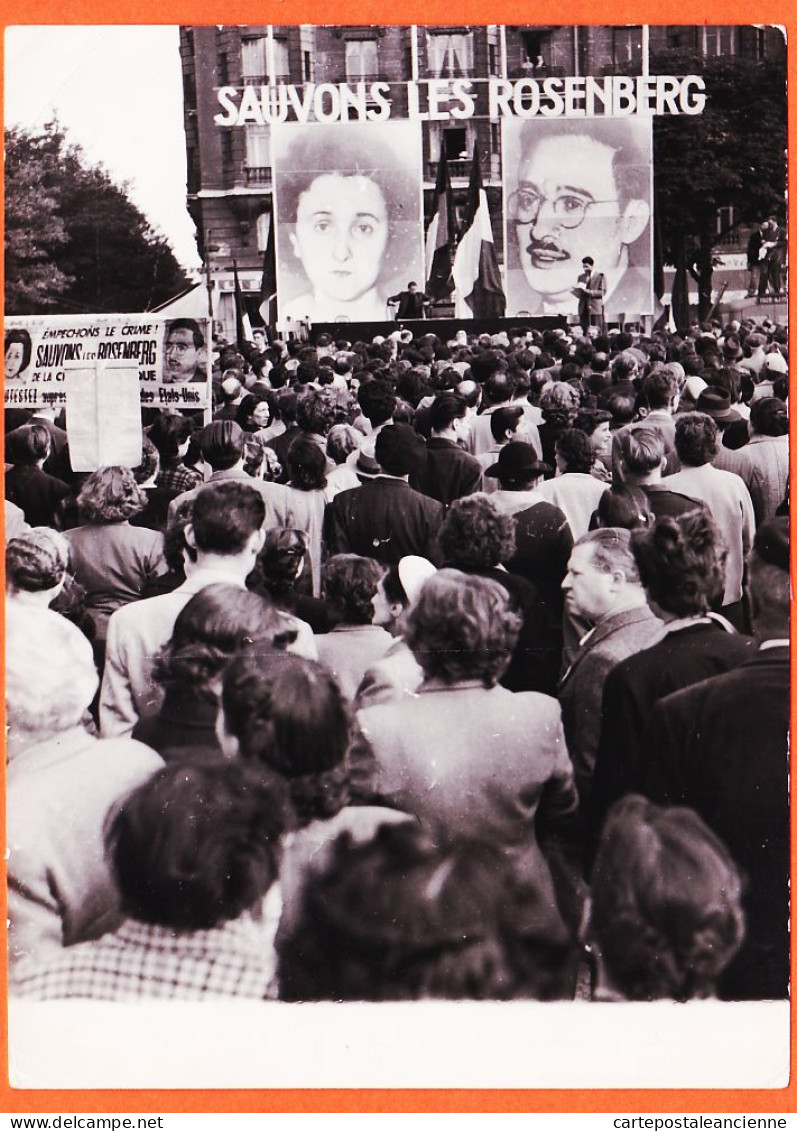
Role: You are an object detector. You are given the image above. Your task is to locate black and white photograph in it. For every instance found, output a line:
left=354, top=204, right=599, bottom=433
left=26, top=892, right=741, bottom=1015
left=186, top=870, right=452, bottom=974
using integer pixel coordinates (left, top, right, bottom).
left=2, top=22, right=790, bottom=1096
left=502, top=115, right=654, bottom=321
left=272, top=120, right=425, bottom=325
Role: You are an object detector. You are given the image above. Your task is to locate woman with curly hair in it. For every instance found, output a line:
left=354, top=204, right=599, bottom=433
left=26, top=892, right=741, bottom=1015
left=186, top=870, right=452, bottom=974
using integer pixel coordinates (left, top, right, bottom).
left=63, top=466, right=168, bottom=653
left=218, top=650, right=409, bottom=935
left=537, top=380, right=582, bottom=473
left=315, top=553, right=392, bottom=700
left=438, top=493, right=559, bottom=694
left=131, top=583, right=293, bottom=765
left=588, top=509, right=755, bottom=851
left=356, top=569, right=579, bottom=951
left=249, top=527, right=333, bottom=635
left=588, top=795, right=744, bottom=1001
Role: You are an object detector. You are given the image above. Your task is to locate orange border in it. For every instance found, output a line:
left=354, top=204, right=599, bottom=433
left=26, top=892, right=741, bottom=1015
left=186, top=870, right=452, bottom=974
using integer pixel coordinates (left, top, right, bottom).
left=1, top=0, right=795, bottom=1114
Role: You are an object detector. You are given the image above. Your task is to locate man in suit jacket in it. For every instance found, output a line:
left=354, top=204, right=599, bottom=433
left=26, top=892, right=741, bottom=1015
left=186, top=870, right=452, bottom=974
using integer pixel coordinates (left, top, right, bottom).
left=641, top=517, right=789, bottom=1000
left=558, top=529, right=663, bottom=805
left=411, top=393, right=483, bottom=506
left=324, top=426, right=443, bottom=567
left=575, top=256, right=606, bottom=334
left=101, top=481, right=314, bottom=737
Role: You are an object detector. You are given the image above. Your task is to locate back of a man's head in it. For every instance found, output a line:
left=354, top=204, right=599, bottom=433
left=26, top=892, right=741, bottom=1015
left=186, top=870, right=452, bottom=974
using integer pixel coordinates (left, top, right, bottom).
left=430, top=393, right=467, bottom=434
left=621, top=426, right=666, bottom=476
left=483, top=370, right=518, bottom=406
left=748, top=517, right=789, bottom=637
left=358, top=379, right=397, bottom=427
left=200, top=420, right=245, bottom=471
left=190, top=481, right=265, bottom=556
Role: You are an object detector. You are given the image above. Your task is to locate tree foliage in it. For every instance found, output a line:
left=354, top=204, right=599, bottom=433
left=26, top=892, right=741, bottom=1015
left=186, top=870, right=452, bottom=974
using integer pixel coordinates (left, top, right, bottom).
left=5, top=122, right=190, bottom=315
left=651, top=48, right=787, bottom=319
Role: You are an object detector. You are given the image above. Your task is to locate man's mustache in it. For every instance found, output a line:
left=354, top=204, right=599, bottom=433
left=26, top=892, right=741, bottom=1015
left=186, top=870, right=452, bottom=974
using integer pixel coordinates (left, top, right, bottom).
left=526, top=236, right=569, bottom=259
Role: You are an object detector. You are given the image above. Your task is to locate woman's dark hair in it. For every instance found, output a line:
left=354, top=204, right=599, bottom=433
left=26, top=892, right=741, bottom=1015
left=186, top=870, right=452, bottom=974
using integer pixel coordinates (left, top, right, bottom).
left=153, top=583, right=290, bottom=699
left=5, top=328, right=32, bottom=374
left=323, top=553, right=384, bottom=625
left=439, top=494, right=516, bottom=571
left=591, top=795, right=744, bottom=1001
left=405, top=569, right=522, bottom=687
left=148, top=412, right=193, bottom=461
left=221, top=652, right=352, bottom=826
left=631, top=511, right=726, bottom=617
left=256, top=527, right=309, bottom=597
left=750, top=396, right=788, bottom=437
left=236, top=394, right=270, bottom=433
left=107, top=762, right=290, bottom=932
left=556, top=428, right=594, bottom=475
left=76, top=466, right=148, bottom=523
left=276, top=124, right=421, bottom=295
left=595, top=486, right=653, bottom=531
left=278, top=822, right=574, bottom=1002
left=287, top=434, right=327, bottom=491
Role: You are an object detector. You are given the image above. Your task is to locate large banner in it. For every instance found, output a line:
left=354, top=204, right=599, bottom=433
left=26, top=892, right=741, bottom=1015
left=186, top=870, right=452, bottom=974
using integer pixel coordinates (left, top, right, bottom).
left=272, top=120, right=425, bottom=324
left=502, top=116, right=654, bottom=320
left=4, top=314, right=212, bottom=409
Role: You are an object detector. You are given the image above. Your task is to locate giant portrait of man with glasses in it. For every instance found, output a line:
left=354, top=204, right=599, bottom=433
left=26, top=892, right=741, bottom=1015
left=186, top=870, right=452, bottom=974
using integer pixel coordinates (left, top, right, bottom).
left=502, top=116, right=653, bottom=321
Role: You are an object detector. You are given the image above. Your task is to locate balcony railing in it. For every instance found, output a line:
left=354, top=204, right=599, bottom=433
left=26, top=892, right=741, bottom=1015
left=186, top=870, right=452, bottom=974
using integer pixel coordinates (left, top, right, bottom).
left=241, top=73, right=290, bottom=85
left=425, top=159, right=472, bottom=179
left=245, top=166, right=272, bottom=186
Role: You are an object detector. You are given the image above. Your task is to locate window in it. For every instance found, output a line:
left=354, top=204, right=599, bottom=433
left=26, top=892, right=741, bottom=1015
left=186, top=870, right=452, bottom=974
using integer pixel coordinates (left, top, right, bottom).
left=245, top=125, right=271, bottom=168
left=217, top=51, right=229, bottom=84
left=443, top=127, right=468, bottom=161
left=242, top=35, right=289, bottom=82
left=426, top=30, right=474, bottom=78
left=241, top=36, right=268, bottom=82
left=612, top=26, right=643, bottom=69
left=271, top=38, right=290, bottom=79
left=256, top=212, right=272, bottom=253
left=303, top=50, right=313, bottom=81
left=345, top=38, right=379, bottom=82
left=488, top=43, right=498, bottom=74
left=702, top=27, right=736, bottom=57
left=716, top=206, right=735, bottom=234
left=521, top=31, right=545, bottom=67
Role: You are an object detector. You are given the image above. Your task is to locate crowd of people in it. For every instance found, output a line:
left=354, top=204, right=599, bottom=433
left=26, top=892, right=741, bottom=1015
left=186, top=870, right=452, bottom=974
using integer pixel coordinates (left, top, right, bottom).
left=4, top=311, right=789, bottom=1003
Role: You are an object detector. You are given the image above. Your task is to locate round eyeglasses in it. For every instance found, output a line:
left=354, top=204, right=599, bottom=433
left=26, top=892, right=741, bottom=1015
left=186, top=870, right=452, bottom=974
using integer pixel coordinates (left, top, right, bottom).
left=508, top=188, right=620, bottom=230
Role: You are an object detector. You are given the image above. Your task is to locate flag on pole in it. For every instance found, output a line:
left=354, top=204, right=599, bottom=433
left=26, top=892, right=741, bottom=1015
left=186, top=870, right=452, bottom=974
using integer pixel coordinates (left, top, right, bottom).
left=233, top=259, right=254, bottom=352
left=452, top=142, right=506, bottom=319
left=425, top=140, right=457, bottom=301
left=258, top=210, right=278, bottom=334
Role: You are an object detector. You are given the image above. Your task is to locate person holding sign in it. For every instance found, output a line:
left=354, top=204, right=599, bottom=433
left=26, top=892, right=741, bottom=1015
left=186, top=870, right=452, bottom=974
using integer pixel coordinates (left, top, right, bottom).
left=162, top=318, right=207, bottom=384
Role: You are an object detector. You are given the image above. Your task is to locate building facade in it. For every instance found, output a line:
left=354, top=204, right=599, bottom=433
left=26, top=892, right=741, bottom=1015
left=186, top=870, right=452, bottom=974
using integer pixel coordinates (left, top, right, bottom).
left=179, top=24, right=785, bottom=334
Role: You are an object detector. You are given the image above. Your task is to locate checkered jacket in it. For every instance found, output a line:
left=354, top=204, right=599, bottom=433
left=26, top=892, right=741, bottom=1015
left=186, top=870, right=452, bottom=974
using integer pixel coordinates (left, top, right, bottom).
left=11, top=906, right=280, bottom=1002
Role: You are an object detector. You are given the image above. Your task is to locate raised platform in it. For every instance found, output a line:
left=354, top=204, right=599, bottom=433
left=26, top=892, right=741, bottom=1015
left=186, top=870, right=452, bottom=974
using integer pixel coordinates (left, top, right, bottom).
left=295, top=314, right=568, bottom=344
left=722, top=294, right=788, bottom=322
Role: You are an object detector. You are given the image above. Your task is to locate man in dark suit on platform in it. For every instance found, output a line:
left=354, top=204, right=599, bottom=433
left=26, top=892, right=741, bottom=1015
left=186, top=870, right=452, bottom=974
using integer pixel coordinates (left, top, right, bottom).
left=575, top=256, right=606, bottom=335
left=642, top=517, right=790, bottom=1000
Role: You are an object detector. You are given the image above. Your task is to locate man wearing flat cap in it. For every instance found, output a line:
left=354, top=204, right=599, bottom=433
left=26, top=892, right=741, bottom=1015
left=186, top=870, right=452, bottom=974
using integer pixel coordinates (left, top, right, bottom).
left=642, top=516, right=790, bottom=1001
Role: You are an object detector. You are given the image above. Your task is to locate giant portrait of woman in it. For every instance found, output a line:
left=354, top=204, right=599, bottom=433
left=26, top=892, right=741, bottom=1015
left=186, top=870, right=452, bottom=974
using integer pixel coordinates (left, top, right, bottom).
left=273, top=121, right=424, bottom=324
